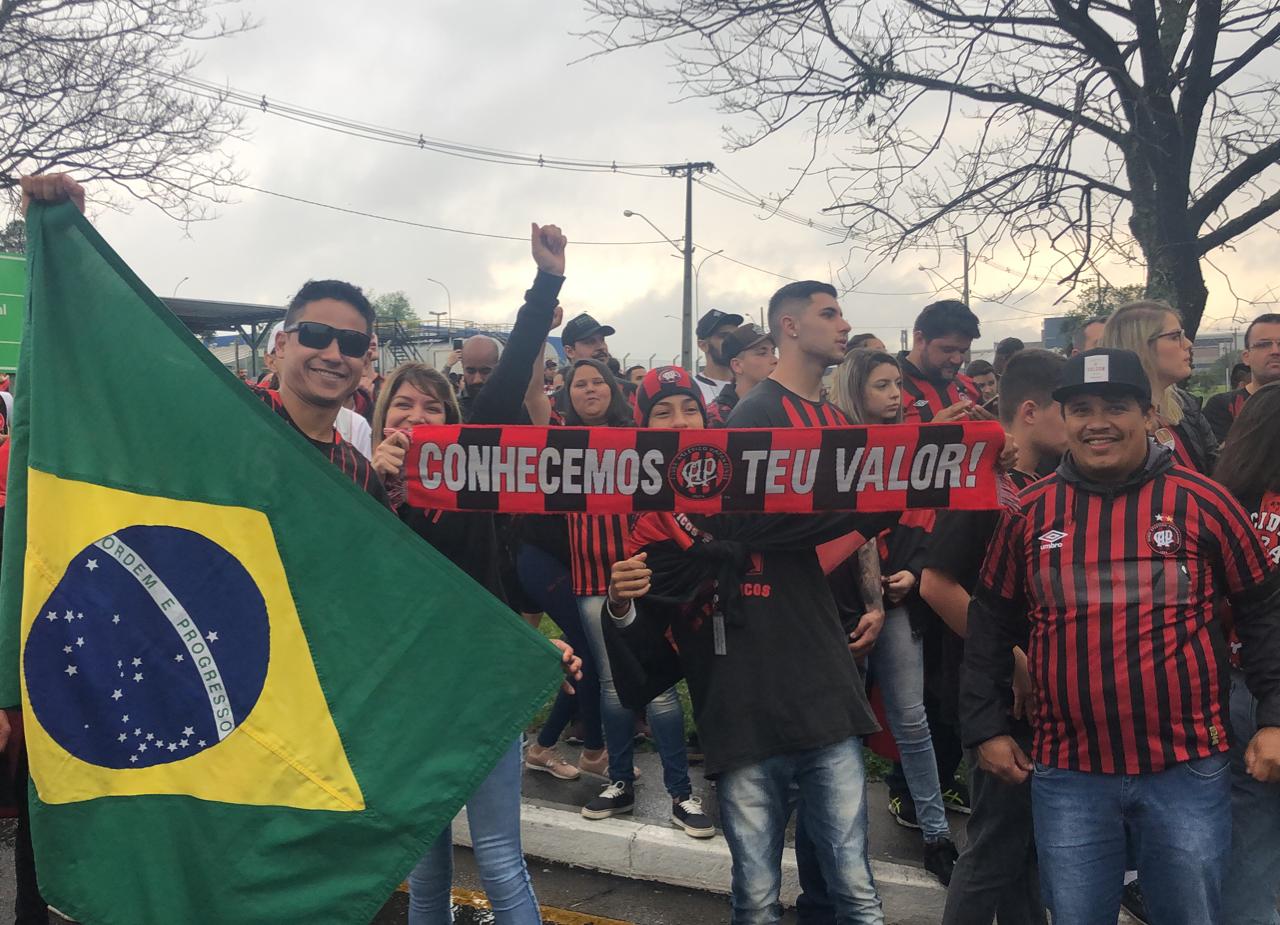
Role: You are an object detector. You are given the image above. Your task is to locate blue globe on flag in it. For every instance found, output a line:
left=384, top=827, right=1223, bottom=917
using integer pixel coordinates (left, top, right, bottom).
left=25, top=525, right=270, bottom=770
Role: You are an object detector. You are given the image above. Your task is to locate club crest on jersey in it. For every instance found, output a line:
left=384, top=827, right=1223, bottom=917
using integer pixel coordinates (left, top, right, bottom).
left=1147, top=515, right=1184, bottom=556
left=1039, top=529, right=1068, bottom=550
left=670, top=444, right=733, bottom=500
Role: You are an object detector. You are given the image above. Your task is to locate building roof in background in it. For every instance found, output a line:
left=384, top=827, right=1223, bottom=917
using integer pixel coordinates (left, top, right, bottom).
left=162, top=297, right=284, bottom=335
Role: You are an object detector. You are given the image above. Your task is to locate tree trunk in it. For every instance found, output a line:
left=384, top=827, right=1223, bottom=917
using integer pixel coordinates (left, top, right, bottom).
left=1143, top=233, right=1209, bottom=339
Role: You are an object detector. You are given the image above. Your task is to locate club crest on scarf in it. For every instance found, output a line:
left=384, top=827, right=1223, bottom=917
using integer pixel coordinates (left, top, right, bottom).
left=670, top=444, right=733, bottom=500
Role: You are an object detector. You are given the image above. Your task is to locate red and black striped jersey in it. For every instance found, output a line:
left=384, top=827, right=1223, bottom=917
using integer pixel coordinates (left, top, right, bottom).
left=897, top=354, right=981, bottom=423
left=567, top=513, right=628, bottom=597
left=1228, top=489, right=1280, bottom=669
left=971, top=451, right=1276, bottom=773
left=724, top=378, right=849, bottom=428
left=252, top=387, right=390, bottom=507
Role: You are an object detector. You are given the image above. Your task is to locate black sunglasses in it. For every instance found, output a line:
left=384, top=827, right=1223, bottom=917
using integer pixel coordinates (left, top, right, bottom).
left=284, top=322, right=372, bottom=358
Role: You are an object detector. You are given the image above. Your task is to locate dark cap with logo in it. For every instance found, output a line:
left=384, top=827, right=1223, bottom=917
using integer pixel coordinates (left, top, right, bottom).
left=696, top=309, right=744, bottom=339
left=1052, top=348, right=1152, bottom=405
left=562, top=313, right=616, bottom=347
left=722, top=323, right=774, bottom=362
left=635, top=366, right=708, bottom=426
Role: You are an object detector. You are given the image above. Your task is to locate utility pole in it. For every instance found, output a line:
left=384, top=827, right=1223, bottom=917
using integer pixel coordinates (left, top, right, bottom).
left=961, top=237, right=971, bottom=306
left=665, top=161, right=716, bottom=370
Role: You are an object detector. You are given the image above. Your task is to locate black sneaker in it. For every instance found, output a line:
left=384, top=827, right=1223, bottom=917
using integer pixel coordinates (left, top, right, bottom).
left=581, top=781, right=635, bottom=820
left=888, top=795, right=921, bottom=830
left=923, top=838, right=958, bottom=886
left=941, top=783, right=972, bottom=815
left=671, top=796, right=716, bottom=838
left=1121, top=880, right=1151, bottom=924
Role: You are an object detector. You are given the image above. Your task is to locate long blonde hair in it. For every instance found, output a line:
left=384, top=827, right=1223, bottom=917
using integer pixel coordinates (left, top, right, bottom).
left=1099, top=301, right=1183, bottom=424
left=831, top=349, right=903, bottom=424
left=371, top=362, right=461, bottom=438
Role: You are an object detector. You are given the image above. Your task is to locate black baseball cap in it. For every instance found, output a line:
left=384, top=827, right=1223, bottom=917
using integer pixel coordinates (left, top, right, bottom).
left=561, top=313, right=616, bottom=347
left=696, top=309, right=744, bottom=339
left=1052, top=348, right=1152, bottom=405
left=722, top=323, right=774, bottom=362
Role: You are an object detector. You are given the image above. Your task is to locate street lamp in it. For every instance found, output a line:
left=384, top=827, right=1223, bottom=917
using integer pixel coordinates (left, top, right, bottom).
left=429, top=311, right=447, bottom=333
left=427, top=277, right=452, bottom=333
left=624, top=209, right=693, bottom=368
left=173, top=276, right=189, bottom=297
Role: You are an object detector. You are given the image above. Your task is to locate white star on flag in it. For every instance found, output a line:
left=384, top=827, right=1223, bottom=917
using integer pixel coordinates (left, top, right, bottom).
left=155, top=740, right=164, bottom=748
left=111, top=690, right=123, bottom=701
left=45, top=611, right=57, bottom=622
left=75, top=637, right=84, bottom=647
left=117, top=733, right=127, bottom=743
left=63, top=611, right=74, bottom=622
left=180, top=739, right=189, bottom=748
left=131, top=657, right=142, bottom=667
left=132, top=673, right=143, bottom=683
left=198, top=740, right=207, bottom=747
left=145, top=733, right=154, bottom=741
left=130, top=755, right=138, bottom=763
left=121, top=714, right=129, bottom=723
left=112, top=614, right=120, bottom=625
left=167, top=743, right=178, bottom=752
left=138, top=742, right=147, bottom=752
left=64, top=665, right=77, bottom=677
left=182, top=726, right=194, bottom=736
left=206, top=631, right=219, bottom=642
left=76, top=613, right=84, bottom=620
left=133, top=728, right=141, bottom=735
left=85, top=559, right=98, bottom=571
left=174, top=654, right=184, bottom=662
left=62, top=646, right=72, bottom=654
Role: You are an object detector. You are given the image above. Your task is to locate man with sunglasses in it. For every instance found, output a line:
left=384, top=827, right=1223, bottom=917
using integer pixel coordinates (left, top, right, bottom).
left=259, top=280, right=389, bottom=504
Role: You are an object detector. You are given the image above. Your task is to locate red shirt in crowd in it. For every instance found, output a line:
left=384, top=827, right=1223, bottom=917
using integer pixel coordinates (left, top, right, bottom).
left=897, top=354, right=981, bottom=423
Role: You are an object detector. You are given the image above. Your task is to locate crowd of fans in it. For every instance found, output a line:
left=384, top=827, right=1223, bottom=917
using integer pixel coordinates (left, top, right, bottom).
left=8, top=174, right=1280, bottom=925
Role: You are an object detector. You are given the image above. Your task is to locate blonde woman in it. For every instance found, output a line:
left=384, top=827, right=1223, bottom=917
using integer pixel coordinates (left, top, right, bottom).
left=1100, top=301, right=1219, bottom=474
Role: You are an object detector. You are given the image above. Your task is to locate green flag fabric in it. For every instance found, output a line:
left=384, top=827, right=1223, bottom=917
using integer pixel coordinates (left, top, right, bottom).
left=0, top=202, right=562, bottom=924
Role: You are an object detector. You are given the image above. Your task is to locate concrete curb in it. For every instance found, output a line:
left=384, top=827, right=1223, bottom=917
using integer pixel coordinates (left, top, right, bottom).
left=453, top=800, right=945, bottom=903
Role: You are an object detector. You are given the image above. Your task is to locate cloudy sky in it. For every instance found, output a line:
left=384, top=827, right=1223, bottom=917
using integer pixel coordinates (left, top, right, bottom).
left=80, top=0, right=1280, bottom=365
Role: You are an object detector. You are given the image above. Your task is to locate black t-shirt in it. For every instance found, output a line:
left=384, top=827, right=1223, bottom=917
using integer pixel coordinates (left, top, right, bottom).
left=668, top=377, right=880, bottom=773
left=920, top=468, right=1037, bottom=723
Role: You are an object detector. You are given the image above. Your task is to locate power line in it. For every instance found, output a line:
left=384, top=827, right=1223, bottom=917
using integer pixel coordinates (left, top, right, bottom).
left=226, top=181, right=671, bottom=245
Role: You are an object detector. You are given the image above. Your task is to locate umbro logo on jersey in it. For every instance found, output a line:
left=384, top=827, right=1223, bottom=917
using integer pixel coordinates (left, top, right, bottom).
left=1039, top=529, right=1068, bottom=550
left=914, top=399, right=930, bottom=407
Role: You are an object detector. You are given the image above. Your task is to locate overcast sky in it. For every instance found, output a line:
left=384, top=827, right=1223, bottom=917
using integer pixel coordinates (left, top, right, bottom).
left=80, top=0, right=1280, bottom=364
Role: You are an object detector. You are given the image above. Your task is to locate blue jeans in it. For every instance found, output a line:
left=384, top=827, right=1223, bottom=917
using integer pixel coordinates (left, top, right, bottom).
left=407, top=739, right=540, bottom=925
left=1031, top=754, right=1231, bottom=925
left=578, top=594, right=691, bottom=797
left=718, top=737, right=883, bottom=925
left=1224, top=669, right=1280, bottom=925
left=516, top=545, right=604, bottom=751
left=866, top=606, right=949, bottom=841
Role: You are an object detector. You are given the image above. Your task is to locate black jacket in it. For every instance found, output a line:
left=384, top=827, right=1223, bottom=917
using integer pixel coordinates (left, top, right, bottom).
left=603, top=509, right=892, bottom=776
left=398, top=270, right=562, bottom=599
left=1172, top=386, right=1219, bottom=475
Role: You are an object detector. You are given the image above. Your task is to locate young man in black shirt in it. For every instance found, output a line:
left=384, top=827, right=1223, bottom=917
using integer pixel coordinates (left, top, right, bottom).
left=926, top=349, right=1068, bottom=925
left=714, top=281, right=884, bottom=924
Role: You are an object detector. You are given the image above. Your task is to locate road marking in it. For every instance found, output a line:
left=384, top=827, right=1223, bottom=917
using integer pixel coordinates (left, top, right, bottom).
left=396, top=884, right=636, bottom=924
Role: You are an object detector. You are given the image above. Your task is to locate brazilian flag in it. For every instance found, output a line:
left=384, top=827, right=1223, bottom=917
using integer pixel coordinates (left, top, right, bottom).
left=0, top=202, right=562, bottom=924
